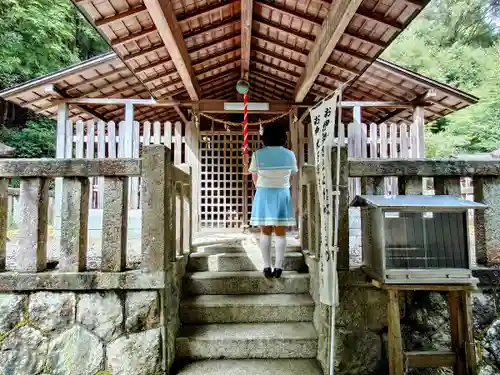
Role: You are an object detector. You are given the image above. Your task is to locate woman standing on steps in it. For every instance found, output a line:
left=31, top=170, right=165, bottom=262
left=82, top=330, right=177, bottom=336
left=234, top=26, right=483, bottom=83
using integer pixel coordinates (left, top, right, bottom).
left=249, top=123, right=298, bottom=279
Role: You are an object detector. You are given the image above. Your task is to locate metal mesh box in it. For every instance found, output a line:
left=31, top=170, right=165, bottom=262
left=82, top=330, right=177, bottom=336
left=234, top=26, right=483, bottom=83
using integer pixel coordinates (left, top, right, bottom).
left=351, top=195, right=486, bottom=285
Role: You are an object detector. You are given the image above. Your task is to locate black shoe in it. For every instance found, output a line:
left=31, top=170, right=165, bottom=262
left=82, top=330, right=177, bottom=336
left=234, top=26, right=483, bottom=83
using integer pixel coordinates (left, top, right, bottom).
left=263, top=267, right=273, bottom=278
left=273, top=268, right=283, bottom=279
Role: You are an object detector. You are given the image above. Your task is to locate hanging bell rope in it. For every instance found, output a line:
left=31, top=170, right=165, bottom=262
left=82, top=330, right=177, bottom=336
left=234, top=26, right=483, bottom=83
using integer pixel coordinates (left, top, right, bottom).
left=236, top=79, right=251, bottom=174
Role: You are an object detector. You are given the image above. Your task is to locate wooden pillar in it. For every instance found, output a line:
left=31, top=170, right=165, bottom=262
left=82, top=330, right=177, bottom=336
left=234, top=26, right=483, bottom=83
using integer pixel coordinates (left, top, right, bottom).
left=54, top=103, right=69, bottom=231
left=388, top=289, right=404, bottom=375
left=412, top=106, right=425, bottom=158
left=290, top=107, right=299, bottom=221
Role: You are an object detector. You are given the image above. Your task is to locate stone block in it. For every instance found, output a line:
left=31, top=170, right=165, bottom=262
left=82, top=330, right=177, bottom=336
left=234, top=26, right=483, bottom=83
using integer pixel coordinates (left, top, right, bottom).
left=107, top=328, right=161, bottom=375
left=0, top=294, right=26, bottom=332
left=482, top=319, right=500, bottom=370
left=125, top=291, right=159, bottom=333
left=28, top=292, right=75, bottom=332
left=46, top=325, right=104, bottom=375
left=334, top=329, right=383, bottom=375
left=183, top=271, right=310, bottom=295
left=76, top=293, right=123, bottom=342
left=0, top=325, right=48, bottom=375
left=176, top=322, right=318, bottom=359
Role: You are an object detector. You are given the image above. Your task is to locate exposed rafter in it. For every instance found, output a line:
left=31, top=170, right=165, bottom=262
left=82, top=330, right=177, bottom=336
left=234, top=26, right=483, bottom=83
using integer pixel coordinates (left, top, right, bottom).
left=144, top=0, right=201, bottom=100
left=255, top=0, right=322, bottom=26
left=294, top=0, right=363, bottom=102
left=111, top=26, right=157, bottom=47
left=241, top=0, right=254, bottom=80
left=95, top=5, right=148, bottom=27
left=177, top=0, right=239, bottom=24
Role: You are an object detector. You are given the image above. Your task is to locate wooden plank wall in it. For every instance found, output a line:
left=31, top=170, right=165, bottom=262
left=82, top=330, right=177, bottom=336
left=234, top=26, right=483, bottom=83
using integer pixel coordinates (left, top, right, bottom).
left=67, top=120, right=186, bottom=209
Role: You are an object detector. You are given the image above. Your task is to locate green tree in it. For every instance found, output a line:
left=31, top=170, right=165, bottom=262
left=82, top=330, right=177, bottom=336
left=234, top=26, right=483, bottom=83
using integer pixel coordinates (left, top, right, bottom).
left=383, top=0, right=500, bottom=156
left=0, top=114, right=56, bottom=158
left=0, top=0, right=108, bottom=89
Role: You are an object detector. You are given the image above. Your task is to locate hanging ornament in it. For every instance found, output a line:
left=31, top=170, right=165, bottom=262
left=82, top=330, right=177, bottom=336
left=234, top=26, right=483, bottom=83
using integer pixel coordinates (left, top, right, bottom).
left=259, top=122, right=264, bottom=136
left=225, top=123, right=230, bottom=132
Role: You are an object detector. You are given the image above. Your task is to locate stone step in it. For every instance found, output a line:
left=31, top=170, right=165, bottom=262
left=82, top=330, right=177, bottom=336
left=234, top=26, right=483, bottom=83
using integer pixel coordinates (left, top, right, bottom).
left=193, top=244, right=302, bottom=255
left=187, top=252, right=305, bottom=272
left=173, top=359, right=323, bottom=375
left=176, top=322, right=318, bottom=359
left=183, top=271, right=310, bottom=295
left=180, top=294, right=314, bottom=323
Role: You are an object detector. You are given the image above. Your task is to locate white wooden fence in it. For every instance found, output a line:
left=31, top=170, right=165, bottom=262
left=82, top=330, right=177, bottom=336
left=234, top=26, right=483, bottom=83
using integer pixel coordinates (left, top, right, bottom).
left=65, top=120, right=189, bottom=209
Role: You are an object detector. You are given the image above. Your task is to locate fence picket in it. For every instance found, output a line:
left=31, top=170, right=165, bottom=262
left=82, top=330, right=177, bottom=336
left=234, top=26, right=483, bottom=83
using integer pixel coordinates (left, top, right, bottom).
left=75, top=121, right=84, bottom=158
left=153, top=121, right=161, bottom=144
left=96, top=121, right=106, bottom=208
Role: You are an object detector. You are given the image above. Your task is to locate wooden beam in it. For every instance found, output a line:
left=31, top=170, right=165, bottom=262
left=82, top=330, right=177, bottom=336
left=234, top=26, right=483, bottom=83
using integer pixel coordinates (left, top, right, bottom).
left=95, top=5, right=148, bottom=27
left=111, top=26, right=157, bottom=47
left=67, top=67, right=132, bottom=93
left=198, top=100, right=292, bottom=113
left=253, top=17, right=315, bottom=44
left=256, top=0, right=322, bottom=26
left=404, top=351, right=456, bottom=368
left=355, top=8, right=403, bottom=30
left=178, top=0, right=239, bottom=24
left=294, top=0, right=362, bottom=102
left=253, top=34, right=308, bottom=59
left=43, top=85, right=107, bottom=121
left=241, top=0, right=254, bottom=79
left=184, top=16, right=240, bottom=40
left=144, top=0, right=201, bottom=101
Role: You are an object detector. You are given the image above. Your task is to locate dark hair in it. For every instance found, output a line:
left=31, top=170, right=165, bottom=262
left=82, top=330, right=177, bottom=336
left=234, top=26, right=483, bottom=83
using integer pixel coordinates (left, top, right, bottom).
left=262, top=123, right=287, bottom=147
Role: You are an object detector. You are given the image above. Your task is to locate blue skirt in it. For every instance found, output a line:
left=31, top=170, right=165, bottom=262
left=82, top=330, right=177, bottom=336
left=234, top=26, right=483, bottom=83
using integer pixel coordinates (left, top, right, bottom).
left=250, top=187, right=296, bottom=227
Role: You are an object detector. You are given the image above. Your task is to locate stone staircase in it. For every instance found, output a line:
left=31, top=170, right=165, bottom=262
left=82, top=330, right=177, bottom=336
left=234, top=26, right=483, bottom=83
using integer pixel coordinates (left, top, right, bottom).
left=173, top=236, right=323, bottom=374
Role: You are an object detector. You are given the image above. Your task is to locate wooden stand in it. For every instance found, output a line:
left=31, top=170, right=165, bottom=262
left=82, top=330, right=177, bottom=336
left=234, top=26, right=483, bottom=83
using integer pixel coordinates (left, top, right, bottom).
left=382, top=283, right=477, bottom=375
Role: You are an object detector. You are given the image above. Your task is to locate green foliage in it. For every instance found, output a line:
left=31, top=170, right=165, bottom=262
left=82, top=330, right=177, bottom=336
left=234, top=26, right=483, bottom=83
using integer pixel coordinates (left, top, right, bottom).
left=383, top=0, right=500, bottom=156
left=0, top=115, right=56, bottom=158
left=0, top=0, right=108, bottom=89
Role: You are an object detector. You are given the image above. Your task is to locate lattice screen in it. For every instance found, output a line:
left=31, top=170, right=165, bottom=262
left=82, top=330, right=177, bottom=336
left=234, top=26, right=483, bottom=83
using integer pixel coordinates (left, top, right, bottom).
left=199, top=131, right=260, bottom=230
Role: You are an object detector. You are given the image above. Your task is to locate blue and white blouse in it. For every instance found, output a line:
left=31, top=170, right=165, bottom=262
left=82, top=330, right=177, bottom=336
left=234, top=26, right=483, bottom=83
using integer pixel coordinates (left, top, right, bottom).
left=249, top=146, right=298, bottom=188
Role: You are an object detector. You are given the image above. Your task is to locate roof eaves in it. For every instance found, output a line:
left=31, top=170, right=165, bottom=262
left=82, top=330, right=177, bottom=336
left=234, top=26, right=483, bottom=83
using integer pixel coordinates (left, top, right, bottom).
left=0, top=51, right=119, bottom=99
left=373, top=58, right=480, bottom=104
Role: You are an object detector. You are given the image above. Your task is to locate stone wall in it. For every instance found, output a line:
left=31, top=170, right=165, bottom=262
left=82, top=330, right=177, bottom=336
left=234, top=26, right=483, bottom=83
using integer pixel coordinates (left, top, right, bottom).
left=306, top=254, right=500, bottom=375
left=306, top=256, right=389, bottom=375
left=0, top=256, right=188, bottom=375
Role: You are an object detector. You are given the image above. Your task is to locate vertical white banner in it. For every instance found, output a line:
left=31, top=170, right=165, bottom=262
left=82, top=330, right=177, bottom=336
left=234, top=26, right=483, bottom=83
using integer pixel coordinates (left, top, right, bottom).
left=309, top=93, right=340, bottom=306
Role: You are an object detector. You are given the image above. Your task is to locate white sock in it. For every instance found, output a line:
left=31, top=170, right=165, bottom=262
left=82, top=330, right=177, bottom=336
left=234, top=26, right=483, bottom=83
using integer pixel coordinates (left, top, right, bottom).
left=260, top=234, right=272, bottom=268
left=275, top=236, right=286, bottom=269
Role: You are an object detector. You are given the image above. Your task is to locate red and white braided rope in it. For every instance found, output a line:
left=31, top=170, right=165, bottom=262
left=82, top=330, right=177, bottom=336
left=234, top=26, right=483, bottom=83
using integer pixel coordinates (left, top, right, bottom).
left=242, top=93, right=249, bottom=157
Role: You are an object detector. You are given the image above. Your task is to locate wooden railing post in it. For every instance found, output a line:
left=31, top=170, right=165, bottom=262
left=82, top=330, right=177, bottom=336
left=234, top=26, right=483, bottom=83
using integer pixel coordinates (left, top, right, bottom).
left=334, top=146, right=349, bottom=270
left=102, top=177, right=129, bottom=271
left=16, top=178, right=50, bottom=272
left=59, top=177, right=90, bottom=272
left=141, top=145, right=173, bottom=271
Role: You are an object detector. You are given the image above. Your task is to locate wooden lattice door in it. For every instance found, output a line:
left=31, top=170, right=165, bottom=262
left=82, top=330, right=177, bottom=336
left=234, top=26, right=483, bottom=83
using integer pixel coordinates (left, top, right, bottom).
left=199, top=131, right=260, bottom=230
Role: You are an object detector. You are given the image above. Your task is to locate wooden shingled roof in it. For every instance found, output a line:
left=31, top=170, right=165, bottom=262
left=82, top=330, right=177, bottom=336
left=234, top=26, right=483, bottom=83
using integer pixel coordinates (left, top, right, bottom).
left=0, top=0, right=478, bottom=124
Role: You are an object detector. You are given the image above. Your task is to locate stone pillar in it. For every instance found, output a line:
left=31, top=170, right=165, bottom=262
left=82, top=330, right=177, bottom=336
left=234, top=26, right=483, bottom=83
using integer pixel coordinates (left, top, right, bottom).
left=474, top=176, right=500, bottom=265
left=141, top=145, right=173, bottom=271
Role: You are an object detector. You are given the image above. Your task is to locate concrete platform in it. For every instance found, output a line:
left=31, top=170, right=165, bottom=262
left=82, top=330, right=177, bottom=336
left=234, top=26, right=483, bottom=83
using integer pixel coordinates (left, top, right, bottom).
left=174, top=359, right=323, bottom=375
